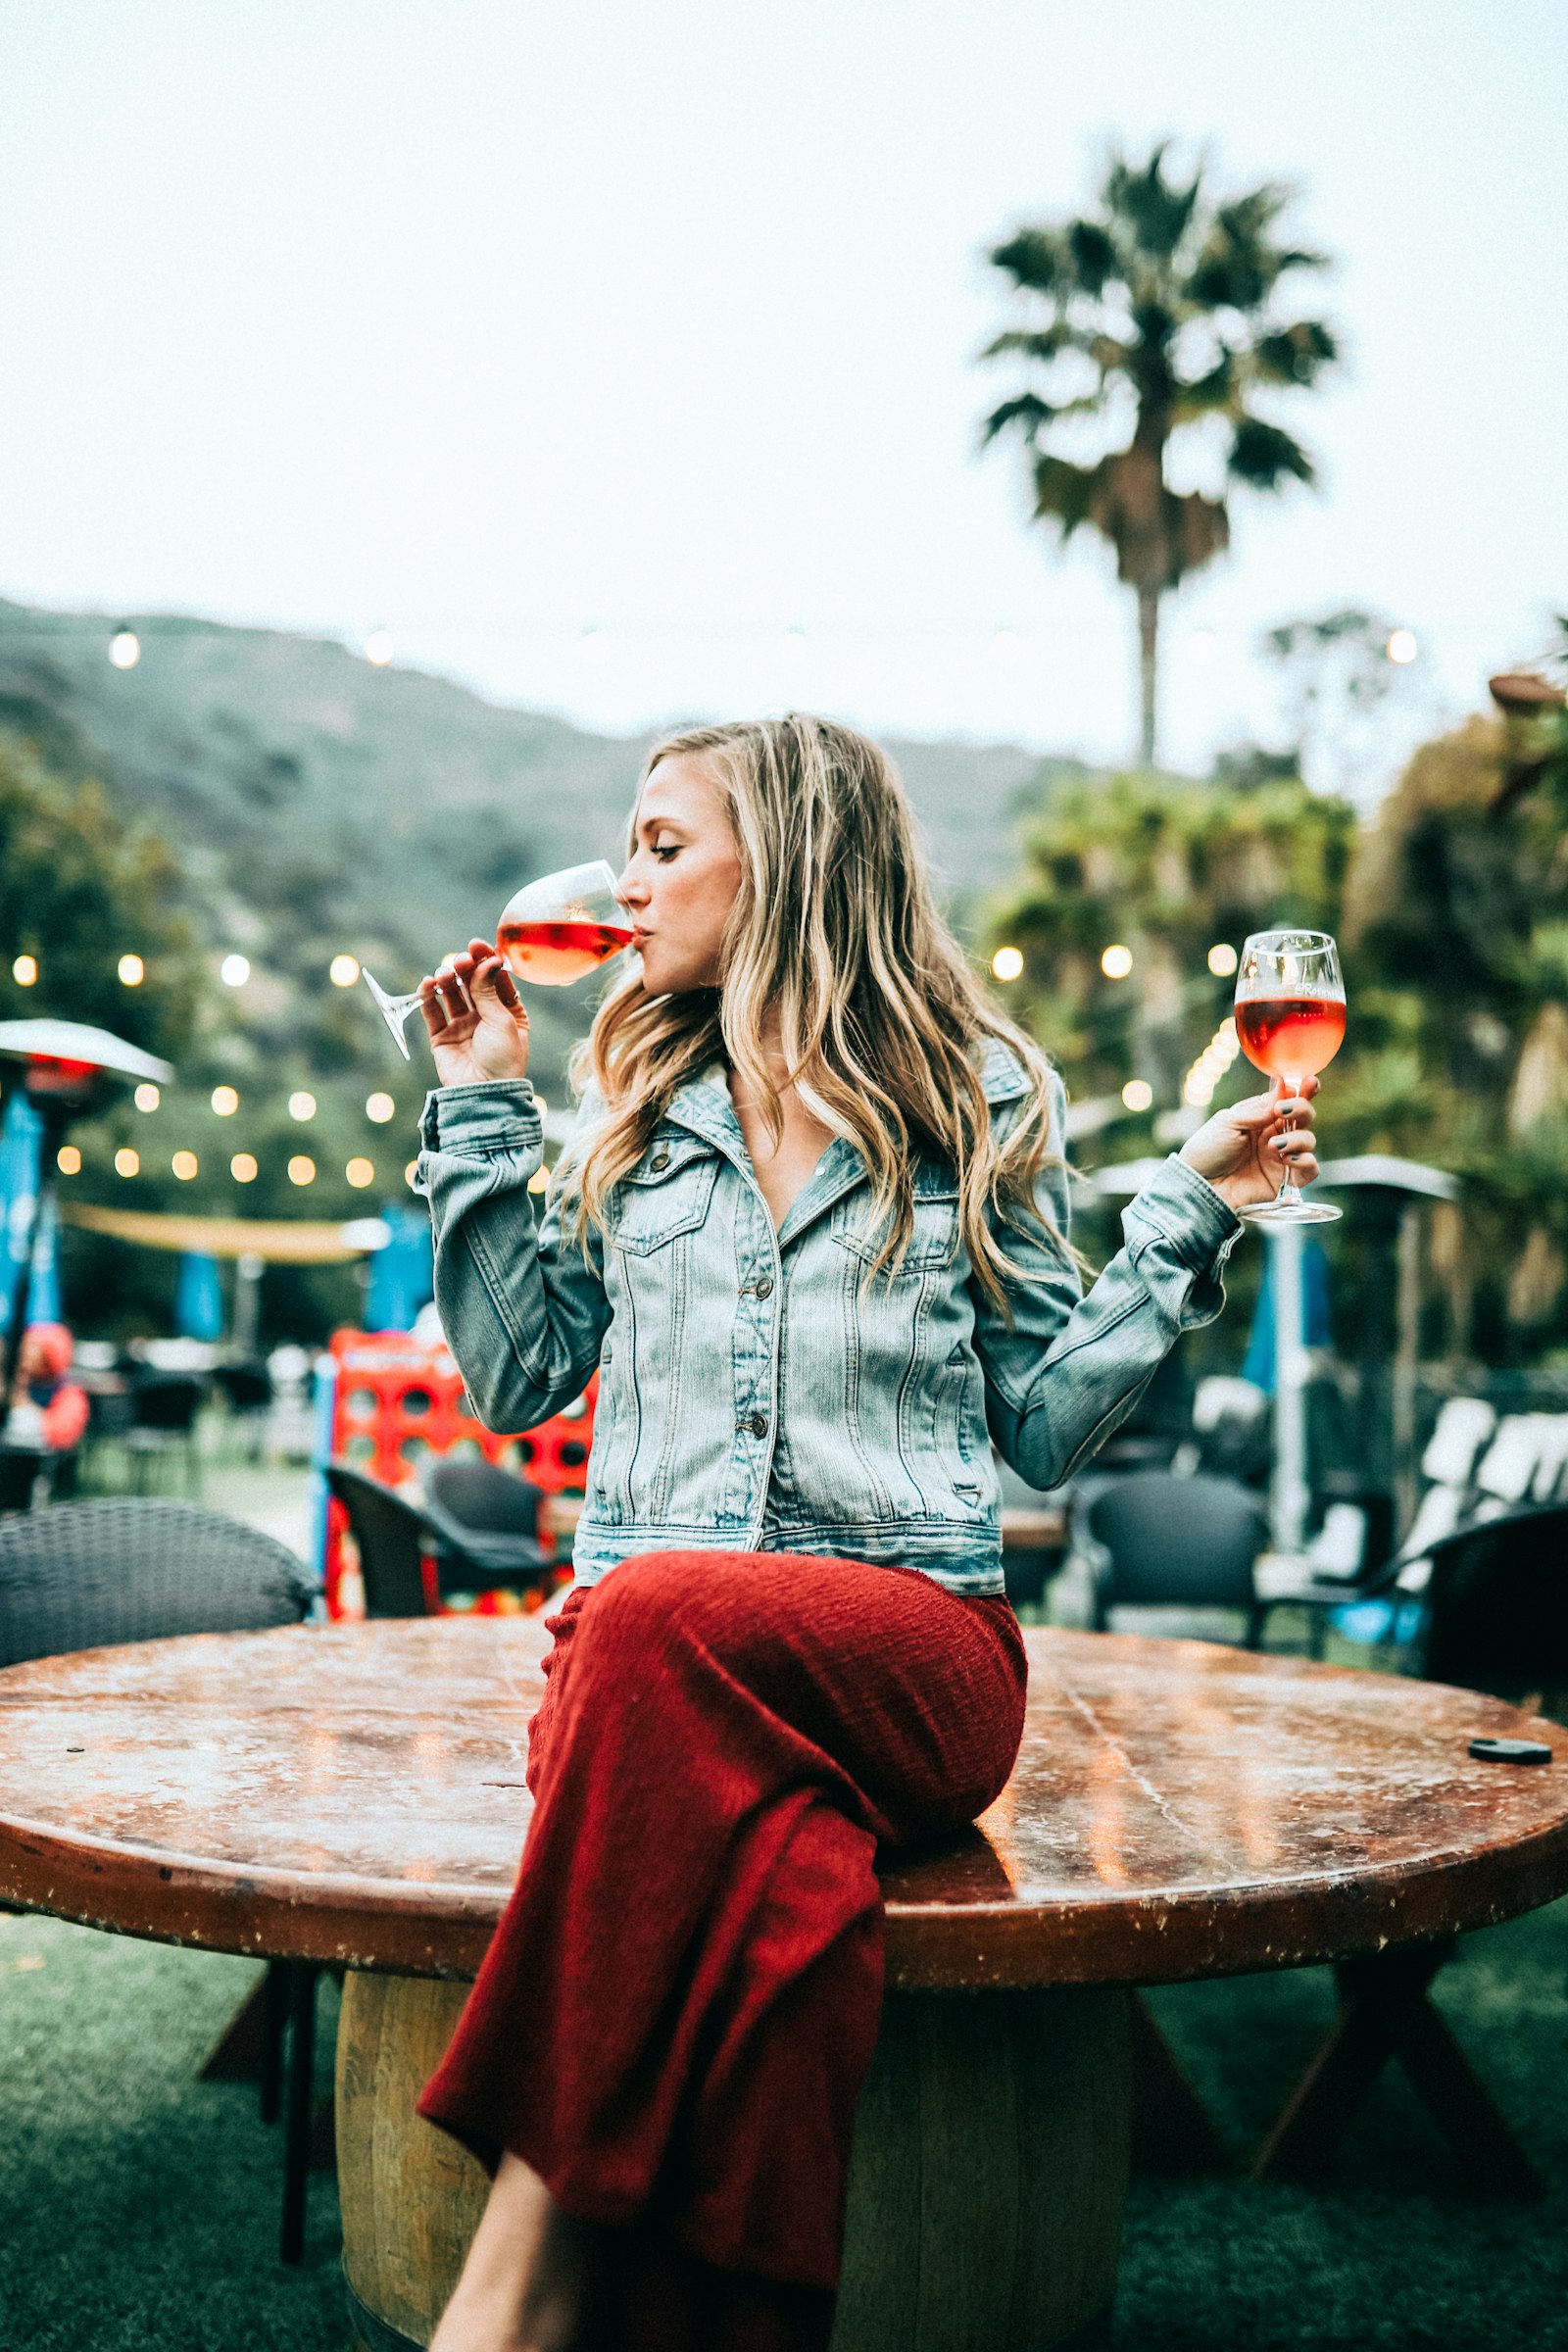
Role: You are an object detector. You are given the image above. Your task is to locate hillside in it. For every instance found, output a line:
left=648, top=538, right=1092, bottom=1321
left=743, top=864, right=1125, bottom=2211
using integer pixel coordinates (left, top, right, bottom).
left=0, top=598, right=1057, bottom=1088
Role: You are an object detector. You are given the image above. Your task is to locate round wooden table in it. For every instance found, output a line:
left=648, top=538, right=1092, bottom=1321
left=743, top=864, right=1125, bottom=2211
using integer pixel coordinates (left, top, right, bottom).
left=2, top=1617, right=1566, bottom=2352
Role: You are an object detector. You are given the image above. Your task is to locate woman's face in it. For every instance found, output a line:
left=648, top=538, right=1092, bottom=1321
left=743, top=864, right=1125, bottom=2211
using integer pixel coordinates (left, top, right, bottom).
left=617, top=757, right=744, bottom=997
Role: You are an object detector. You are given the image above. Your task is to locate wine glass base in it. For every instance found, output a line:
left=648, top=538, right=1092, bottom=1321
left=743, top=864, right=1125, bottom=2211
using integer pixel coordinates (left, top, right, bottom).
left=362, top=969, right=417, bottom=1059
left=1238, top=1197, right=1343, bottom=1227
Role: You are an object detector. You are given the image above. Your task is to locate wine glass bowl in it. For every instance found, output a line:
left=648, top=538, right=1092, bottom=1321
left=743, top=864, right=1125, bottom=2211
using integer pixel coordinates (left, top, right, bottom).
left=361, top=858, right=632, bottom=1058
left=1234, top=928, right=1345, bottom=1227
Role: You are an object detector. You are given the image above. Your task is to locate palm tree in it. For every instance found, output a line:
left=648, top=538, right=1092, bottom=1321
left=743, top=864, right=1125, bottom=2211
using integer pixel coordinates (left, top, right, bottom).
left=980, top=146, right=1339, bottom=766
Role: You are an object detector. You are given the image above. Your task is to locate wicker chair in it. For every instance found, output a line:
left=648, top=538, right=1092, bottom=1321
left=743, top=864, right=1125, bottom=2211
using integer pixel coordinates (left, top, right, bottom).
left=0, top=1498, right=322, bottom=2261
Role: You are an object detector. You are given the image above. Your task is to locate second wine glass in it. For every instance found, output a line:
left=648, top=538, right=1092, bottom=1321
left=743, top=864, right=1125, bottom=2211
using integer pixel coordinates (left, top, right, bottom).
left=363, top=859, right=633, bottom=1057
left=1233, top=928, right=1345, bottom=1227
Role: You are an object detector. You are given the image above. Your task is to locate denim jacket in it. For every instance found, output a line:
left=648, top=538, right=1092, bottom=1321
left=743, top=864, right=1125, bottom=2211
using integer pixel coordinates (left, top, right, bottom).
left=416, top=1044, right=1243, bottom=1597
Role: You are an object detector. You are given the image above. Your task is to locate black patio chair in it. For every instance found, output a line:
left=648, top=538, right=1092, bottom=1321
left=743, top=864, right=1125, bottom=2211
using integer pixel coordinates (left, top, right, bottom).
left=1414, top=1500, right=1568, bottom=1710
left=1084, top=1470, right=1269, bottom=1646
left=0, top=1498, right=324, bottom=2259
left=422, top=1455, right=552, bottom=1596
left=322, top=1461, right=438, bottom=1618
left=123, top=1372, right=206, bottom=1496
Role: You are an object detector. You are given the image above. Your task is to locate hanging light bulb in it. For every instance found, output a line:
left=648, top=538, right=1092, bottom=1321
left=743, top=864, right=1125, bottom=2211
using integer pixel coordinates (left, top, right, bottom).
left=109, top=627, right=141, bottom=670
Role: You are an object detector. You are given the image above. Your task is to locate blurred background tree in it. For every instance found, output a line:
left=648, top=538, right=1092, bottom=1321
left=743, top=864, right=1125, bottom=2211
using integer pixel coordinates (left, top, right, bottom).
left=981, top=144, right=1339, bottom=766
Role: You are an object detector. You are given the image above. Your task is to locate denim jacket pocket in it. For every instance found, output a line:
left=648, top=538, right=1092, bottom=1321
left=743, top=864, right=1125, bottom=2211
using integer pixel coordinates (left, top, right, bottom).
left=833, top=1174, right=961, bottom=1276
left=611, top=1141, right=722, bottom=1256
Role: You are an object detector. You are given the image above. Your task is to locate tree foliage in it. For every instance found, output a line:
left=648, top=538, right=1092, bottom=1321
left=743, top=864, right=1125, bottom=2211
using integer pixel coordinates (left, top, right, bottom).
left=981, top=144, right=1338, bottom=764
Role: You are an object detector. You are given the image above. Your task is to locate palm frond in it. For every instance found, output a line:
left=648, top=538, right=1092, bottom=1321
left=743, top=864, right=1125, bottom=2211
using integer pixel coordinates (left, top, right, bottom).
left=1102, top=145, right=1200, bottom=260
left=1252, top=320, right=1339, bottom=386
left=1229, top=416, right=1316, bottom=489
left=979, top=324, right=1080, bottom=366
left=1066, top=219, right=1118, bottom=294
left=1031, top=454, right=1103, bottom=540
left=980, top=393, right=1057, bottom=447
left=989, top=228, right=1064, bottom=294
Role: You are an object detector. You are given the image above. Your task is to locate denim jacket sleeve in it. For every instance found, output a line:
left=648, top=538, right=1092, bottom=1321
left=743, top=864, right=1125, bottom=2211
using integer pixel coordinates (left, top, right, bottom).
left=973, top=1072, right=1243, bottom=1491
left=415, top=1080, right=610, bottom=1430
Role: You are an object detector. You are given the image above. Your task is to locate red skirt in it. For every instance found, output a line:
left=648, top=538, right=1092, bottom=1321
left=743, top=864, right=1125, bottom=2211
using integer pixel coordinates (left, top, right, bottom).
left=418, top=1548, right=1027, bottom=2352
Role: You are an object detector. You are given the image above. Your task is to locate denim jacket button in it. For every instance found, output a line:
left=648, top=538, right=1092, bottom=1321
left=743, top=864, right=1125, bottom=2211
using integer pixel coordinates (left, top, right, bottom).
left=744, top=1411, right=769, bottom=1438
left=753, top=1277, right=774, bottom=1299
left=649, top=1149, right=671, bottom=1172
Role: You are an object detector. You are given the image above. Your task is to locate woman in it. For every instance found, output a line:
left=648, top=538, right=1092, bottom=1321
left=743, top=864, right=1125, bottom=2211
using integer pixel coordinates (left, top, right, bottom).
left=7, top=1322, right=89, bottom=1455
left=413, top=715, right=1317, bottom=2352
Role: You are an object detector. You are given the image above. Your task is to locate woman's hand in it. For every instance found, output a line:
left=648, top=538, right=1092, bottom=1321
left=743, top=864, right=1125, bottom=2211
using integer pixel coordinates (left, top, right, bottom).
left=419, top=938, right=531, bottom=1088
left=1179, top=1076, right=1321, bottom=1214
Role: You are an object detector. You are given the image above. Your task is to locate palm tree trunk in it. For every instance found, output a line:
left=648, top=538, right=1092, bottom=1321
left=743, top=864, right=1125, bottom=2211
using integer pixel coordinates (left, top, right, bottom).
left=1137, top=586, right=1160, bottom=767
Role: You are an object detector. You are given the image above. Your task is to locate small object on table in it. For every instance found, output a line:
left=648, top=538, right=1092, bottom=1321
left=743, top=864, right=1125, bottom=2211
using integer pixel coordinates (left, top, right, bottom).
left=1469, top=1736, right=1552, bottom=1765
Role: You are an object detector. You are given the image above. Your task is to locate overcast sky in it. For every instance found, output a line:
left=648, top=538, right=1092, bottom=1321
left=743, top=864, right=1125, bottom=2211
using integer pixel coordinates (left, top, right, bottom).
left=1, top=0, right=1563, bottom=783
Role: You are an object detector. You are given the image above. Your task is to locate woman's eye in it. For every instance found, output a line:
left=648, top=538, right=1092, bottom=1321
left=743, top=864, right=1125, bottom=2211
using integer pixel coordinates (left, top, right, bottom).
left=652, top=842, right=679, bottom=862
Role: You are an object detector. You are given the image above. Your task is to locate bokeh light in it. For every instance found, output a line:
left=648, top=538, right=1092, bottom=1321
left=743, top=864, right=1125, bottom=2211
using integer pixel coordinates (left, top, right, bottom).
left=1207, top=943, right=1239, bottom=978
left=365, top=629, right=395, bottom=667
left=57, top=1146, right=81, bottom=1175
left=118, top=954, right=145, bottom=986
left=1121, top=1079, right=1153, bottom=1112
left=346, top=1156, right=375, bottom=1189
left=231, top=1153, right=258, bottom=1183
left=134, top=1083, right=160, bottom=1112
left=366, top=1091, right=396, bottom=1123
left=220, top=954, right=251, bottom=987
left=287, top=1154, right=317, bottom=1186
left=211, top=1086, right=239, bottom=1115
left=109, top=628, right=140, bottom=670
left=172, top=1152, right=199, bottom=1181
left=1386, top=628, right=1418, bottom=665
left=1101, top=944, right=1134, bottom=979
left=115, top=1148, right=139, bottom=1178
left=288, top=1091, right=317, bottom=1121
left=990, top=946, right=1024, bottom=982
left=12, top=955, right=37, bottom=986
left=330, top=954, right=361, bottom=988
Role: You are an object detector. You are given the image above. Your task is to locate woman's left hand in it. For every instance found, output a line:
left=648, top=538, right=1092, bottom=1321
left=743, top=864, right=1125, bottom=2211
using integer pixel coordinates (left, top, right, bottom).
left=1179, top=1076, right=1321, bottom=1214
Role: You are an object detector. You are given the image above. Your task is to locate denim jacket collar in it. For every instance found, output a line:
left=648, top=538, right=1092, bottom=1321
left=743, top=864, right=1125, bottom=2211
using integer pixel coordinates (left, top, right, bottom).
left=657, top=1040, right=1034, bottom=1250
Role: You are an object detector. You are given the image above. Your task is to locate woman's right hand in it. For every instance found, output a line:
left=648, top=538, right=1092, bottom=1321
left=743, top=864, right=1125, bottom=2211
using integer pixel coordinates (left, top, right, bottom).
left=419, top=938, right=531, bottom=1088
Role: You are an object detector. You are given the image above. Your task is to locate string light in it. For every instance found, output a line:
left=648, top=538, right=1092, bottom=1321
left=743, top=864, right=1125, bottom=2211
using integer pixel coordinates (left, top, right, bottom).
left=115, top=1148, right=139, bottom=1178
left=109, top=628, right=140, bottom=670
left=991, top=946, right=1024, bottom=982
left=12, top=956, right=36, bottom=986
left=1101, top=945, right=1133, bottom=980
left=1207, top=943, right=1238, bottom=978
left=366, top=1092, right=396, bottom=1123
left=346, top=1157, right=375, bottom=1189
left=1121, top=1079, right=1153, bottom=1112
left=365, top=629, right=395, bottom=667
left=288, top=1154, right=317, bottom=1186
left=1183, top=1015, right=1243, bottom=1107
left=231, top=1153, right=258, bottom=1183
left=288, top=1091, right=317, bottom=1121
left=118, top=954, right=145, bottom=986
left=172, top=1152, right=199, bottom=1181
left=1386, top=628, right=1418, bottom=665
left=330, top=955, right=361, bottom=988
left=211, top=1086, right=239, bottom=1115
left=134, top=1083, right=160, bottom=1112
left=220, top=954, right=250, bottom=987
left=57, top=1146, right=81, bottom=1175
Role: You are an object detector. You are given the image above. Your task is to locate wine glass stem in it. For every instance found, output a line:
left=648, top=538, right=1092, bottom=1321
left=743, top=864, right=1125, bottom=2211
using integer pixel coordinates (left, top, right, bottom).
left=1277, top=1081, right=1303, bottom=1203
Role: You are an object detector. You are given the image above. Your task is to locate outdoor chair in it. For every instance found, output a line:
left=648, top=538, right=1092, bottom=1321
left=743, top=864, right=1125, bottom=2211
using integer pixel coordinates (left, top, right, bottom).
left=422, top=1455, right=552, bottom=1597
left=322, top=1460, right=440, bottom=1617
left=122, top=1372, right=206, bottom=1496
left=210, top=1359, right=273, bottom=1463
left=1412, top=1499, right=1568, bottom=1712
left=1083, top=1470, right=1268, bottom=1646
left=0, top=1497, right=323, bottom=2260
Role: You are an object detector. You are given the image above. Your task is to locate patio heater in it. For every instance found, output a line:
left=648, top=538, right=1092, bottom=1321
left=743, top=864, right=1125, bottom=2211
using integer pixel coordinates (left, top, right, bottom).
left=0, top=1017, right=173, bottom=1396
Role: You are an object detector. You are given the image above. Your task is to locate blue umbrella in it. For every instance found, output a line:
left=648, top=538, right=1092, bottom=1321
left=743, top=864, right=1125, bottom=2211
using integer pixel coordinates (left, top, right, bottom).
left=175, top=1250, right=224, bottom=1343
left=364, top=1203, right=434, bottom=1333
left=0, top=1095, right=54, bottom=1332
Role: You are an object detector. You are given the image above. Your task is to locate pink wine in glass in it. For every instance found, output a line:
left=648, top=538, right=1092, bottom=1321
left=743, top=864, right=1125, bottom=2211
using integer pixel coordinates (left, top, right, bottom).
left=1235, top=995, right=1347, bottom=1085
left=497, top=917, right=635, bottom=988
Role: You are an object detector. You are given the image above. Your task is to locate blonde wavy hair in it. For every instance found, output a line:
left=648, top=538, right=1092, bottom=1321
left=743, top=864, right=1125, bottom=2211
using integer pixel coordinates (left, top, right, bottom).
left=564, top=713, right=1063, bottom=1305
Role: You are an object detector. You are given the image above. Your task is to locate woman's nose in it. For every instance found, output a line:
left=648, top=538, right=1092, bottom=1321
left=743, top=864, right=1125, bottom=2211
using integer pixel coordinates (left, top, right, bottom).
left=616, top=863, right=646, bottom=907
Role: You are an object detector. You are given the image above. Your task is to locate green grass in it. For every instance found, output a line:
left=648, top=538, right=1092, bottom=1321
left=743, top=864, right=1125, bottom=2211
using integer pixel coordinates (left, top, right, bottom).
left=4, top=1897, right=1567, bottom=2347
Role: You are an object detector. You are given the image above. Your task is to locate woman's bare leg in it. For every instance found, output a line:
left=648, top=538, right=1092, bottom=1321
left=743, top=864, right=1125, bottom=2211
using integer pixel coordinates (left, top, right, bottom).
left=429, top=2152, right=591, bottom=2352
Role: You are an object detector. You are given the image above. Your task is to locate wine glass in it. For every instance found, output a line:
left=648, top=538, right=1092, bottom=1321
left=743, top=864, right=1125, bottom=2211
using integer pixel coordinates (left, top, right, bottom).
left=1233, top=929, right=1346, bottom=1227
left=362, top=858, right=633, bottom=1058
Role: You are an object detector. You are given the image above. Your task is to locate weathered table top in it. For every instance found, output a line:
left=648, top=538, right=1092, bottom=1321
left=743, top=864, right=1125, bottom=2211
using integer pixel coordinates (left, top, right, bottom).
left=2, top=1617, right=1565, bottom=1990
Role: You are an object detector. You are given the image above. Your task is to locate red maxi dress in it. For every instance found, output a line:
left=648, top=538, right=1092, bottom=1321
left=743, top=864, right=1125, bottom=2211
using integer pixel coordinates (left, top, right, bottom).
left=418, top=1544, right=1028, bottom=2352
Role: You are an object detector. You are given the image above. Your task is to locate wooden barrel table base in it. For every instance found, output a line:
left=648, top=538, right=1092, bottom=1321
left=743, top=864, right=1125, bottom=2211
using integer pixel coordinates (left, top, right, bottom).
left=5, top=1618, right=1568, bottom=2349
left=335, top=1972, right=1132, bottom=2352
